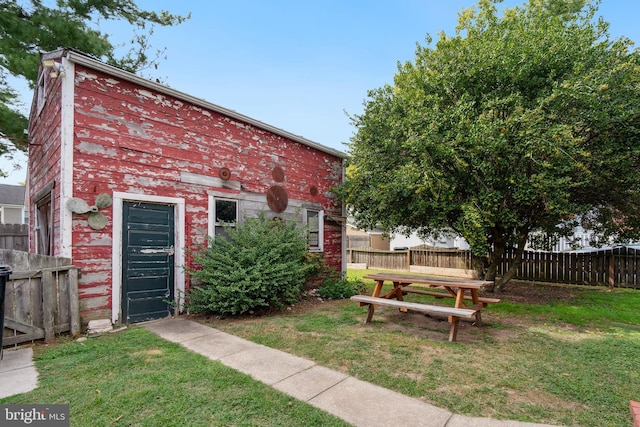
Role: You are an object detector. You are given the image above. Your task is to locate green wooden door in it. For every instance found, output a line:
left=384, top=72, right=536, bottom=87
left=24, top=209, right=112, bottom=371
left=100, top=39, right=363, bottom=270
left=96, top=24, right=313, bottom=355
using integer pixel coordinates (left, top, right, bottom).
left=122, top=201, right=175, bottom=323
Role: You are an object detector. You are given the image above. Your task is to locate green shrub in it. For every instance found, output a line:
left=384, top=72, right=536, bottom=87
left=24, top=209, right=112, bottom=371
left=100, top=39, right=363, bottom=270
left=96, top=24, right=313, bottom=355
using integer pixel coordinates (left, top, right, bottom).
left=315, top=275, right=366, bottom=300
left=187, top=213, right=317, bottom=315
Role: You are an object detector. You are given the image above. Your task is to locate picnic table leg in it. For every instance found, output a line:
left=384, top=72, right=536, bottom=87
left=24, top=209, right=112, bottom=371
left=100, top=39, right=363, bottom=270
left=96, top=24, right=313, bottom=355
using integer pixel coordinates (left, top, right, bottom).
left=393, top=282, right=407, bottom=300
left=446, top=289, right=467, bottom=342
left=393, top=282, right=408, bottom=313
left=448, top=316, right=460, bottom=342
left=366, top=280, right=384, bottom=323
left=454, top=288, right=465, bottom=308
left=470, top=289, right=483, bottom=326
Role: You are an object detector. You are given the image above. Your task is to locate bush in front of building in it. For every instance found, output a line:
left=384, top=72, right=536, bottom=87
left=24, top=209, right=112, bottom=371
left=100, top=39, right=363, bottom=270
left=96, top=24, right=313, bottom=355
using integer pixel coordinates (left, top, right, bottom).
left=314, top=275, right=365, bottom=300
left=187, top=213, right=318, bottom=315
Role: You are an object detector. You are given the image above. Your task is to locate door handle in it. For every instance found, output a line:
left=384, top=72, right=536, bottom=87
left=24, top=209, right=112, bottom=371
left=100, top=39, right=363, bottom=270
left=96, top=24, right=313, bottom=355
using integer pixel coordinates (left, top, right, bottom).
left=140, top=246, right=175, bottom=256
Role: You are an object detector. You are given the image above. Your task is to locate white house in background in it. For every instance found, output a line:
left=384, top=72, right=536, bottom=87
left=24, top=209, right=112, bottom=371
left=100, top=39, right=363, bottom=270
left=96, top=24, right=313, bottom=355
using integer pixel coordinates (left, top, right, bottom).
left=346, top=223, right=390, bottom=250
left=390, top=230, right=470, bottom=250
left=390, top=227, right=610, bottom=253
left=0, top=184, right=27, bottom=224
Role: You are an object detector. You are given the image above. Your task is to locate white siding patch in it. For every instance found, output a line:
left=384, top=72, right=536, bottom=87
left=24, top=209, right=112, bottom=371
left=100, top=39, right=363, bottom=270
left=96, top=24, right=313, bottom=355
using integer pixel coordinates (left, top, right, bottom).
left=76, top=70, right=98, bottom=81
left=135, top=89, right=183, bottom=109
left=76, top=141, right=118, bottom=157
left=181, top=171, right=242, bottom=191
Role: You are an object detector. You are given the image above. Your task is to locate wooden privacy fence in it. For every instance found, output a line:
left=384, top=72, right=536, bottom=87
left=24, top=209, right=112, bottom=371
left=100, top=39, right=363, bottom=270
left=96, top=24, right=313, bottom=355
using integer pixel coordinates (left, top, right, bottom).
left=347, top=246, right=640, bottom=289
left=0, top=224, right=28, bottom=251
left=348, top=248, right=474, bottom=271
left=1, top=250, right=79, bottom=347
left=498, top=246, right=640, bottom=289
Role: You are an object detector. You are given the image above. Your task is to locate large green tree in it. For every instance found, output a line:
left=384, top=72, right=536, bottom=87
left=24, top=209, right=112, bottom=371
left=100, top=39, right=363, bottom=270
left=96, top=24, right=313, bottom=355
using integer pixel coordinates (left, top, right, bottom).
left=338, top=0, right=640, bottom=291
left=0, top=0, right=188, bottom=171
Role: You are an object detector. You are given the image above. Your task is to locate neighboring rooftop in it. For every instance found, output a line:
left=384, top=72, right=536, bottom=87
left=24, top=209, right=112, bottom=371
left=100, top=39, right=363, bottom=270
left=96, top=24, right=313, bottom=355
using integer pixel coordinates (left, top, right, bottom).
left=0, top=184, right=26, bottom=205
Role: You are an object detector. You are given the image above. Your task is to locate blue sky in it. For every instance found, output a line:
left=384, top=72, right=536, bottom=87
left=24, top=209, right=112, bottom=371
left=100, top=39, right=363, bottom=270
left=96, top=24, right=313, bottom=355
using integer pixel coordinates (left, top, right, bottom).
left=2, top=0, right=639, bottom=185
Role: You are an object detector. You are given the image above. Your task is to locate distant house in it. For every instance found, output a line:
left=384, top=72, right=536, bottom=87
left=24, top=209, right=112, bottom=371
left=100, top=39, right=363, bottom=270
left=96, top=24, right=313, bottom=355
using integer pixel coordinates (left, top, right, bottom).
left=28, top=48, right=347, bottom=325
left=346, top=223, right=389, bottom=250
left=390, top=231, right=470, bottom=251
left=0, top=184, right=26, bottom=224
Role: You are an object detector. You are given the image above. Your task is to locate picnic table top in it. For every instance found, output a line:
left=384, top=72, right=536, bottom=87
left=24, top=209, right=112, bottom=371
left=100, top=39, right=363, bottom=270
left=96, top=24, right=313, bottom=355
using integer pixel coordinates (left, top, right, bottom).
left=362, top=272, right=493, bottom=289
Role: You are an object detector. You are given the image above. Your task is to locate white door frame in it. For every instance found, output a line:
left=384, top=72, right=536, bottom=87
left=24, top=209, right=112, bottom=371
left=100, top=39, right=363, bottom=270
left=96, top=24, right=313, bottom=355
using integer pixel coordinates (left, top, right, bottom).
left=111, top=192, right=185, bottom=324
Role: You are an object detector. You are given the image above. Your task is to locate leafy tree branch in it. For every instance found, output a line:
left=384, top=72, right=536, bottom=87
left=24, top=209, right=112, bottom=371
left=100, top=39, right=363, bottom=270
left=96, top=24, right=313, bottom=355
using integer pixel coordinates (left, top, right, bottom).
left=337, top=0, right=640, bottom=291
left=0, top=0, right=189, bottom=162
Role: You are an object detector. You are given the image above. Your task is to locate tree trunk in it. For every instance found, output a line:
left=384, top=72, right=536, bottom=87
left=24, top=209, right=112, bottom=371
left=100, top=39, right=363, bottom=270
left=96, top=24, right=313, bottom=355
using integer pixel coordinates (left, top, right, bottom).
left=494, top=230, right=529, bottom=292
left=473, top=256, right=488, bottom=281
left=494, top=257, right=521, bottom=292
left=483, top=231, right=506, bottom=292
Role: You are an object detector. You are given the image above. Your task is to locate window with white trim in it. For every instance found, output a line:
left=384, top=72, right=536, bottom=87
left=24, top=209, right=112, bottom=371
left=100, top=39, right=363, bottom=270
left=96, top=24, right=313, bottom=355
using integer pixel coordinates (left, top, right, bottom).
left=213, top=198, right=238, bottom=239
left=305, top=209, right=324, bottom=252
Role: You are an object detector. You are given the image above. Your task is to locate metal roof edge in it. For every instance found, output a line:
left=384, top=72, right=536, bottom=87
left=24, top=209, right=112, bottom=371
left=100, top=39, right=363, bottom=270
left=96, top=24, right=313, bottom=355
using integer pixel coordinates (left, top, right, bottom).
left=63, top=50, right=347, bottom=159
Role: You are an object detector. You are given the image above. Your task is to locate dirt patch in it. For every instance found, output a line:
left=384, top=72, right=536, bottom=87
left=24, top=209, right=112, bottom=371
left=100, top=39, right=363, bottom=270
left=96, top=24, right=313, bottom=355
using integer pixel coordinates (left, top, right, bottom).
left=487, top=280, right=587, bottom=305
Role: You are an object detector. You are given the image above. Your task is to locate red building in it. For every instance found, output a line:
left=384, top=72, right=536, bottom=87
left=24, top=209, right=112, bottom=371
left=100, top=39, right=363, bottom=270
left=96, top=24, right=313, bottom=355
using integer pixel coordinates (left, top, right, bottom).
left=28, top=49, right=346, bottom=325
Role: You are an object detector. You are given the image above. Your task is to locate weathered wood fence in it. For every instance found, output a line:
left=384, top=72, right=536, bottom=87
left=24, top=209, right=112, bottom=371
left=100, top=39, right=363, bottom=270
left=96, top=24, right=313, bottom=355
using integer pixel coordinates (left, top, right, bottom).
left=0, top=224, right=28, bottom=251
left=347, top=246, right=640, bottom=289
left=1, top=250, right=80, bottom=347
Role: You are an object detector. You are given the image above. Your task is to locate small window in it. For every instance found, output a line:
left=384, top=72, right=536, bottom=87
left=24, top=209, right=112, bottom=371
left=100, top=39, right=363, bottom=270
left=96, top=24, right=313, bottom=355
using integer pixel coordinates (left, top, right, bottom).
left=36, top=72, right=46, bottom=114
left=306, top=209, right=324, bottom=252
left=214, top=198, right=238, bottom=239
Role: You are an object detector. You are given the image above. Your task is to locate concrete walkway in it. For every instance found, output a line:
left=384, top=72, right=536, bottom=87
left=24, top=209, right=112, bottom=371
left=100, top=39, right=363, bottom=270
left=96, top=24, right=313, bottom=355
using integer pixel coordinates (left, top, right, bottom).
left=0, top=347, right=39, bottom=399
left=143, top=317, right=557, bottom=427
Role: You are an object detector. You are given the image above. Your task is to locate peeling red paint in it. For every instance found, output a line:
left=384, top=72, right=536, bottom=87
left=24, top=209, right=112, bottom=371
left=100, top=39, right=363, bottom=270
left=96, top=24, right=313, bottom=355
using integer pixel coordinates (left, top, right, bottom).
left=28, top=56, right=344, bottom=324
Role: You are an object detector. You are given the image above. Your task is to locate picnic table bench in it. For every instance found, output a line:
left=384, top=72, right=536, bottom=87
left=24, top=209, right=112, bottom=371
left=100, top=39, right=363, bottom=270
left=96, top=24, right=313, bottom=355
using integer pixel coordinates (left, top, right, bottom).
left=351, top=273, right=499, bottom=342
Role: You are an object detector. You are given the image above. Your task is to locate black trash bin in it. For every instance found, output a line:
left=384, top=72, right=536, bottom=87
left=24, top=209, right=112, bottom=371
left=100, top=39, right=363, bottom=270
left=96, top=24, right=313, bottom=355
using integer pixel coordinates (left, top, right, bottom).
left=0, top=264, right=12, bottom=360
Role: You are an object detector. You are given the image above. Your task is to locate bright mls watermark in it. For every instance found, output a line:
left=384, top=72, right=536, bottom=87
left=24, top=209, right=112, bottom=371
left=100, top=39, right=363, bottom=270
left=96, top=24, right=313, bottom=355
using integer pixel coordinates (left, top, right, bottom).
left=1, top=405, right=69, bottom=426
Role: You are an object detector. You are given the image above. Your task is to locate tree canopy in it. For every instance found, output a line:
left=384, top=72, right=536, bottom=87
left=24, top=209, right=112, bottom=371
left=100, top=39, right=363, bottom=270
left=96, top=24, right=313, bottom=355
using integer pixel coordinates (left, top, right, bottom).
left=337, top=0, right=640, bottom=291
left=0, top=0, right=188, bottom=173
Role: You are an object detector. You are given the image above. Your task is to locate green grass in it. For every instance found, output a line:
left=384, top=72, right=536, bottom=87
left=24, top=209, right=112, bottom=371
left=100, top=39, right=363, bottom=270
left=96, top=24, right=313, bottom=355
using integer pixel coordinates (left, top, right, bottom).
left=3, top=269, right=639, bottom=426
left=208, top=269, right=640, bottom=427
left=0, top=327, right=349, bottom=427
left=492, top=286, right=640, bottom=327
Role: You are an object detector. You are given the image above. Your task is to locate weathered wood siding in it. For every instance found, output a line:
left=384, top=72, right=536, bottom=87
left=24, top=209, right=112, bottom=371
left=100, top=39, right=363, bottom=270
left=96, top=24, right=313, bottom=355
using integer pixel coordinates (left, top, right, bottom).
left=28, top=71, right=64, bottom=255
left=29, top=60, right=344, bottom=322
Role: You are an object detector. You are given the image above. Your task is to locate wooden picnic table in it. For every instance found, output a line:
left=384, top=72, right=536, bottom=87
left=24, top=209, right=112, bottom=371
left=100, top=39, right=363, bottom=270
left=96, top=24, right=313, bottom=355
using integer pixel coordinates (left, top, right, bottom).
left=351, top=273, right=498, bottom=342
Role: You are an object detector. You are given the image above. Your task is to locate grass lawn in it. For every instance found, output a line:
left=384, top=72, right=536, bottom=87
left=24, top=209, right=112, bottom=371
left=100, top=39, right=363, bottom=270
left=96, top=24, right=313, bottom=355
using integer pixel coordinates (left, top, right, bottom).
left=0, top=327, right=350, bottom=426
left=200, top=269, right=640, bottom=427
left=2, top=269, right=638, bottom=426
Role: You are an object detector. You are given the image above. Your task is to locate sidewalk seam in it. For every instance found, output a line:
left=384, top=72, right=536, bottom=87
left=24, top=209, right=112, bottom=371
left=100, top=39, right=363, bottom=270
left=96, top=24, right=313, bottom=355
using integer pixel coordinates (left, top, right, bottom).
left=442, top=413, right=455, bottom=427
left=0, top=365, right=36, bottom=374
left=304, top=374, right=351, bottom=402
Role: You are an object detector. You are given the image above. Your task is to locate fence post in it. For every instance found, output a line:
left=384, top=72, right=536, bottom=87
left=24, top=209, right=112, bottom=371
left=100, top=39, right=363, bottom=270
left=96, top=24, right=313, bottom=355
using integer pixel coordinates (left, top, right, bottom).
left=41, top=269, right=55, bottom=343
left=608, top=255, right=615, bottom=288
left=68, top=267, right=80, bottom=336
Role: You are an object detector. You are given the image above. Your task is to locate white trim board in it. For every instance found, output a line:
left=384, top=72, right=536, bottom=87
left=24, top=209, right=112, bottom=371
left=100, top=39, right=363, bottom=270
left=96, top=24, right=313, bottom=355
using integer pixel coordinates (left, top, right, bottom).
left=59, top=58, right=75, bottom=258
